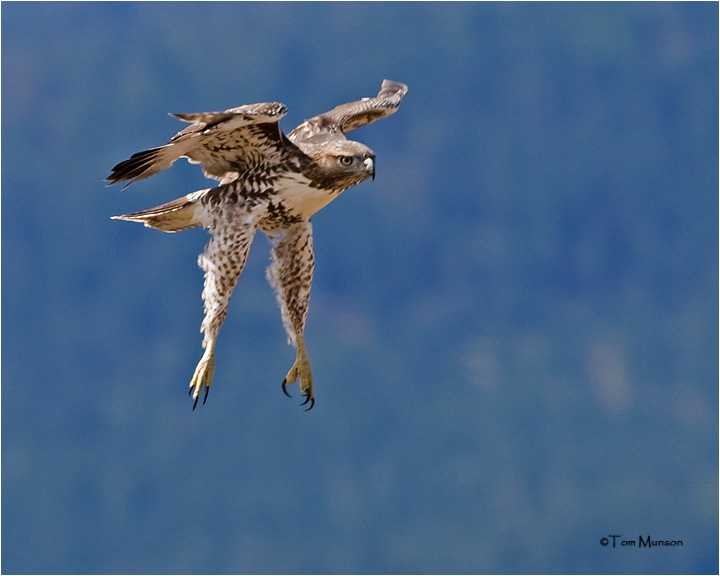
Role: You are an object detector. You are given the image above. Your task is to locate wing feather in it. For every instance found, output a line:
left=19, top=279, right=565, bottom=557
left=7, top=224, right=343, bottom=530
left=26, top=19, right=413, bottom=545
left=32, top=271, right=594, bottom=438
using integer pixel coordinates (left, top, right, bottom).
left=107, top=102, right=290, bottom=188
left=288, top=79, right=408, bottom=145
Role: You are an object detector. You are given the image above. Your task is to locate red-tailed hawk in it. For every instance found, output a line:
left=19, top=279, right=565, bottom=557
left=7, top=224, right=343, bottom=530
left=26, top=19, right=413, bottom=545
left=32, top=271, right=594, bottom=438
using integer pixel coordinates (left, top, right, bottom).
left=108, top=79, right=408, bottom=410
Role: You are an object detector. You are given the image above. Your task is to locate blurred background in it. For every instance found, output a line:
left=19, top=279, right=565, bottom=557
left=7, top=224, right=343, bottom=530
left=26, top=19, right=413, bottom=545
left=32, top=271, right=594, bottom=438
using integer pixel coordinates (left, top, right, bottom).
left=2, top=2, right=717, bottom=574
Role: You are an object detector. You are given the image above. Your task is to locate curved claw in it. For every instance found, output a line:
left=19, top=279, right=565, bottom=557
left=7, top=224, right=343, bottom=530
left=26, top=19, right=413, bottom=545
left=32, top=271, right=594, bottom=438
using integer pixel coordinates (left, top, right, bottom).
left=191, top=385, right=210, bottom=410
left=188, top=353, right=214, bottom=411
left=281, top=378, right=292, bottom=398
left=301, top=390, right=314, bottom=411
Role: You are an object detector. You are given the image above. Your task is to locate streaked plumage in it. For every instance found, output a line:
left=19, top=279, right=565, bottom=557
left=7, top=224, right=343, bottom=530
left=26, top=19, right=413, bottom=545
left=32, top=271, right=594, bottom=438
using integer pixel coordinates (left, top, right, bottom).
left=108, top=80, right=407, bottom=409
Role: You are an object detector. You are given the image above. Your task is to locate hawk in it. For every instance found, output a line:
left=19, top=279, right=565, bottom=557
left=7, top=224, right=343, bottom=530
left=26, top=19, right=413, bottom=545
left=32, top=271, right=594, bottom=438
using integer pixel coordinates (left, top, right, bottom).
left=108, top=79, right=408, bottom=410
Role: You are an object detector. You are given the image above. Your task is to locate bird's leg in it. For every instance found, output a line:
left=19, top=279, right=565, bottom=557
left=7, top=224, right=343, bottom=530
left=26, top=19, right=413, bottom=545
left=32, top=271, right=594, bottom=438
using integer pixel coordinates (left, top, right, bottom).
left=282, top=334, right=314, bottom=410
left=191, top=218, right=258, bottom=409
left=265, top=221, right=315, bottom=410
left=189, top=339, right=215, bottom=410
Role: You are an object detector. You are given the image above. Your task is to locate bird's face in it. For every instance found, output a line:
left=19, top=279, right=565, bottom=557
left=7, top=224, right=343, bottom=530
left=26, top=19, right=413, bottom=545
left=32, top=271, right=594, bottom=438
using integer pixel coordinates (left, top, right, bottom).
left=334, top=153, right=375, bottom=181
left=308, top=140, right=376, bottom=190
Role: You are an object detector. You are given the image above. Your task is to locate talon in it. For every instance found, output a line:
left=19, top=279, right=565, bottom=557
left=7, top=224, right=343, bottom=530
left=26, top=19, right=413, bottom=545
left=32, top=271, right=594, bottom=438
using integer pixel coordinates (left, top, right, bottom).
left=304, top=397, right=315, bottom=411
left=188, top=351, right=215, bottom=410
left=283, top=336, right=314, bottom=411
left=301, top=390, right=313, bottom=406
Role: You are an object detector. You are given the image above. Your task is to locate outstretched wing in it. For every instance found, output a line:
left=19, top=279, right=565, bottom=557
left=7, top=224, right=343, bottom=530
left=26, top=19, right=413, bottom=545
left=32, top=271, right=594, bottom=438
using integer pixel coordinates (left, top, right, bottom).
left=288, top=79, right=408, bottom=146
left=107, top=102, right=292, bottom=188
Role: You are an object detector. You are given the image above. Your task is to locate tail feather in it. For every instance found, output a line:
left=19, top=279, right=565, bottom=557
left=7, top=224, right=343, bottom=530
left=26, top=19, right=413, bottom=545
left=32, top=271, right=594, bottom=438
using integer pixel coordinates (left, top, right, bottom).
left=113, top=192, right=204, bottom=232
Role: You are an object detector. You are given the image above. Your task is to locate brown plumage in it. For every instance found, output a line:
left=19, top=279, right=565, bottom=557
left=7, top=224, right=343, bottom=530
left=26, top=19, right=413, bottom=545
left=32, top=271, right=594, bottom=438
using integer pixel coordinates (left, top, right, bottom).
left=109, top=80, right=407, bottom=409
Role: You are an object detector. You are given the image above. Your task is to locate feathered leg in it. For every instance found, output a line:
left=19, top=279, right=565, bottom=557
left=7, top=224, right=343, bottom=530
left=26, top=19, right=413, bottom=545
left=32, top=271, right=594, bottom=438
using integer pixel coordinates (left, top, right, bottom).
left=265, top=220, right=315, bottom=409
left=190, top=208, right=261, bottom=408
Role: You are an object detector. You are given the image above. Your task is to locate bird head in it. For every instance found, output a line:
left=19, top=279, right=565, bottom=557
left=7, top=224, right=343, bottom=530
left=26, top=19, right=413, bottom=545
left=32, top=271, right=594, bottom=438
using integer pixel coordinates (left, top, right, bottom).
left=304, top=140, right=376, bottom=191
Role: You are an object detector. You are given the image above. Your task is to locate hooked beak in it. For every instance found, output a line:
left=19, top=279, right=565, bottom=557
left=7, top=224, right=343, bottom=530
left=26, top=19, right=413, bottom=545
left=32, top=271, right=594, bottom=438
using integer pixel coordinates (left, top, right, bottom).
left=364, top=157, right=375, bottom=180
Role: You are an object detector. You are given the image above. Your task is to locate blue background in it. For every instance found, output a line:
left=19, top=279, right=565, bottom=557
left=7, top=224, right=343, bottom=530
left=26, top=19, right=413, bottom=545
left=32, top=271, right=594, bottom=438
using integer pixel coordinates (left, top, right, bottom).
left=2, top=2, right=717, bottom=574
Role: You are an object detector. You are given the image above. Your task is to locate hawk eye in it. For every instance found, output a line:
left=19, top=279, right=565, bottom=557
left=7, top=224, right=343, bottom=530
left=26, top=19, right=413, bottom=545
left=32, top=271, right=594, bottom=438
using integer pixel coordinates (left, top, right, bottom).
left=339, top=156, right=354, bottom=166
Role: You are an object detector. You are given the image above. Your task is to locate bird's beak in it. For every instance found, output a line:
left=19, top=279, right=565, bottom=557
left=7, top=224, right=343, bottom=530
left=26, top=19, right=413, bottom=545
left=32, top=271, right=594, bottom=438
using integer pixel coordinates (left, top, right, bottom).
left=364, top=157, right=375, bottom=180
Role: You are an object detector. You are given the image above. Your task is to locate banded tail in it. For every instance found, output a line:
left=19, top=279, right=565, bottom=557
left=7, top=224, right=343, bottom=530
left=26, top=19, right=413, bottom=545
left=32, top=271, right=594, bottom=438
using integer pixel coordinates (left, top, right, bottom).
left=112, top=191, right=205, bottom=232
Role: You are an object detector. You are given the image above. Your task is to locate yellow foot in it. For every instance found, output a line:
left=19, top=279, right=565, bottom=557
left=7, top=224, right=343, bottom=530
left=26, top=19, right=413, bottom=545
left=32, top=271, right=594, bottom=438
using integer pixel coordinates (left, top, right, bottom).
left=281, top=343, right=314, bottom=410
left=189, top=353, right=215, bottom=410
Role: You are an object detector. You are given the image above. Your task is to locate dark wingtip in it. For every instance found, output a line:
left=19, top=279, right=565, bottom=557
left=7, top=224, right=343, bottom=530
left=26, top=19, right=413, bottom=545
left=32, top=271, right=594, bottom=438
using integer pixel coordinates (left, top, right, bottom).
left=106, top=147, right=162, bottom=187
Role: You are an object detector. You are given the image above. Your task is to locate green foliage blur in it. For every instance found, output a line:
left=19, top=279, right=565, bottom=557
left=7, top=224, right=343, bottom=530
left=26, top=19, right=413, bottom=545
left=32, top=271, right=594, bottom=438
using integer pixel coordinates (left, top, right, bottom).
left=2, top=2, right=717, bottom=574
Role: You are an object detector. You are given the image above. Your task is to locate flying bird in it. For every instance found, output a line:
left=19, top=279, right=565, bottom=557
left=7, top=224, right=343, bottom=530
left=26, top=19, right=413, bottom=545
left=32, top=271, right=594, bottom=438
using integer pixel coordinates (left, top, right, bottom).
left=108, top=79, right=408, bottom=410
